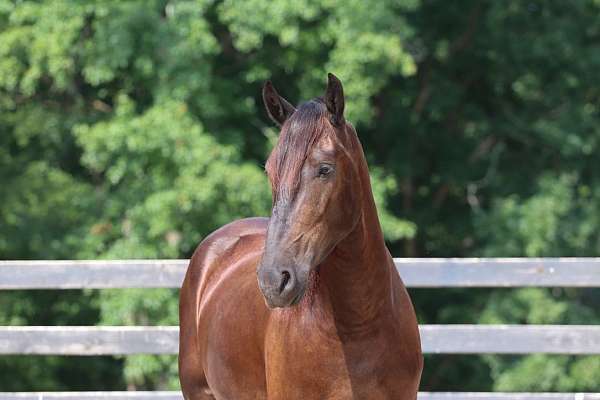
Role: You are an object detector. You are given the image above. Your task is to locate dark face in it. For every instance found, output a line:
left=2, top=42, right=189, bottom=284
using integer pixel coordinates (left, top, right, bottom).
left=257, top=123, right=362, bottom=308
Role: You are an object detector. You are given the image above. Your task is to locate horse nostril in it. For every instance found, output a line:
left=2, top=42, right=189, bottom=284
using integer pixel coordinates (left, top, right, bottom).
left=279, top=270, right=291, bottom=294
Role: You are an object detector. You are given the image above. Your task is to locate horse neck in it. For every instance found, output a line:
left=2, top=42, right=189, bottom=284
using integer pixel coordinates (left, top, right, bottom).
left=318, top=136, right=393, bottom=336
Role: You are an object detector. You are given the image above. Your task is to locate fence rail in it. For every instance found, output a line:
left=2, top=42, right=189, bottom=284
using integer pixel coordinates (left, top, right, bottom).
left=1, top=325, right=599, bottom=355
left=1, top=392, right=600, bottom=400
left=2, top=258, right=600, bottom=288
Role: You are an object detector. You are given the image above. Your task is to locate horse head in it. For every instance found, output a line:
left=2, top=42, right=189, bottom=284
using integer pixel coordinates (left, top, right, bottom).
left=257, top=74, right=364, bottom=308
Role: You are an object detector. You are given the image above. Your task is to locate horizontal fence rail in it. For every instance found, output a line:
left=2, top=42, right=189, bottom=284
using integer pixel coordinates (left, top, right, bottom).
left=0, top=393, right=181, bottom=400
left=2, top=258, right=600, bottom=289
left=1, top=393, right=600, bottom=400
left=418, top=394, right=600, bottom=400
left=0, top=391, right=600, bottom=400
left=1, top=325, right=600, bottom=355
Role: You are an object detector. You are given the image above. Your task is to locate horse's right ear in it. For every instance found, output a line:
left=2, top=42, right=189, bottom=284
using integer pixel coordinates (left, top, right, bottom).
left=262, top=81, right=295, bottom=127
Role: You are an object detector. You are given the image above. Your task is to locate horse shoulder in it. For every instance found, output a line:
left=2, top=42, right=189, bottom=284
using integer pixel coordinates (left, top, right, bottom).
left=182, top=217, right=268, bottom=288
left=180, top=217, right=271, bottom=399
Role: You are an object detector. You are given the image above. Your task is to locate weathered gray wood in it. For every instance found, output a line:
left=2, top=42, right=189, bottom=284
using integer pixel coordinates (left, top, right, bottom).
left=0, top=326, right=179, bottom=355
left=2, top=258, right=600, bottom=289
left=1, top=325, right=599, bottom=355
left=0, top=260, right=188, bottom=289
left=418, top=394, right=600, bottom=400
left=0, top=393, right=599, bottom=400
left=420, top=325, right=600, bottom=354
left=396, top=258, right=600, bottom=287
left=0, top=393, right=182, bottom=400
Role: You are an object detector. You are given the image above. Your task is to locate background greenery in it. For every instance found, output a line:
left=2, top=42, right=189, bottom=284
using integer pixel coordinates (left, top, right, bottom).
left=1, top=0, right=599, bottom=393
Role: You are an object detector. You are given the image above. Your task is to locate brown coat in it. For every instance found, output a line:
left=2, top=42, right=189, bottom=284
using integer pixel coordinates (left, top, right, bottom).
left=179, top=74, right=422, bottom=399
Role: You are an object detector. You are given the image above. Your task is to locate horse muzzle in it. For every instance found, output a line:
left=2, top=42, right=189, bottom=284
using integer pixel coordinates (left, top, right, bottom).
left=257, top=264, right=307, bottom=308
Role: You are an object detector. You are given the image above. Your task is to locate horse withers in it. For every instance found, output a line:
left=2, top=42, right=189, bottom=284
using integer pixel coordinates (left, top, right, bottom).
left=179, top=74, right=423, bottom=399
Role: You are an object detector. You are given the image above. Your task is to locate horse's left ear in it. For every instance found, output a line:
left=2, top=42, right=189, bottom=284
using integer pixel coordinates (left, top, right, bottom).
left=324, top=73, right=345, bottom=126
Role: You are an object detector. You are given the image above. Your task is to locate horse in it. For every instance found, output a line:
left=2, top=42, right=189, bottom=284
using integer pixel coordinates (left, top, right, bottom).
left=178, top=73, right=423, bottom=399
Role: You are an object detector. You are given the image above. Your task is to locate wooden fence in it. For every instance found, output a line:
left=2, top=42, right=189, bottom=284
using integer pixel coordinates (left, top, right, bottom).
left=1, top=258, right=600, bottom=399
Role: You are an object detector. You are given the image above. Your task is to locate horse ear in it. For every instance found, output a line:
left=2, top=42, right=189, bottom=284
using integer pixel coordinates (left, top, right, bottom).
left=262, top=81, right=295, bottom=127
left=324, top=73, right=345, bottom=126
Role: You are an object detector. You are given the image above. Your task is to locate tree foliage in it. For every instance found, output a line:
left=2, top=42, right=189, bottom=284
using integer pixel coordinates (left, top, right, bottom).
left=0, top=0, right=599, bottom=392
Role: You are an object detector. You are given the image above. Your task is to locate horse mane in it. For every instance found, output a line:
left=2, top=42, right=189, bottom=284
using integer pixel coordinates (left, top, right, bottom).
left=265, top=99, right=330, bottom=201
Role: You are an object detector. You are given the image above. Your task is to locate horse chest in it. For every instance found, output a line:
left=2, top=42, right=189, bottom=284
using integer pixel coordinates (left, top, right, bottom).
left=263, top=315, right=418, bottom=399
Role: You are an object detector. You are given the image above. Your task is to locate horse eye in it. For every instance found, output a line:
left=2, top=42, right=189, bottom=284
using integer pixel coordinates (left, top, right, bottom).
left=318, top=164, right=334, bottom=178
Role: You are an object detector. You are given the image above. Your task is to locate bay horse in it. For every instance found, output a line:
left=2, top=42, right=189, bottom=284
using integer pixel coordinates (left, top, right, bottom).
left=179, top=73, right=422, bottom=399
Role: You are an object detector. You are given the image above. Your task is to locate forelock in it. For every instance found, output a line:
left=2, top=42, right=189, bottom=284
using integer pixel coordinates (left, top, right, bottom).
left=265, top=99, right=330, bottom=201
